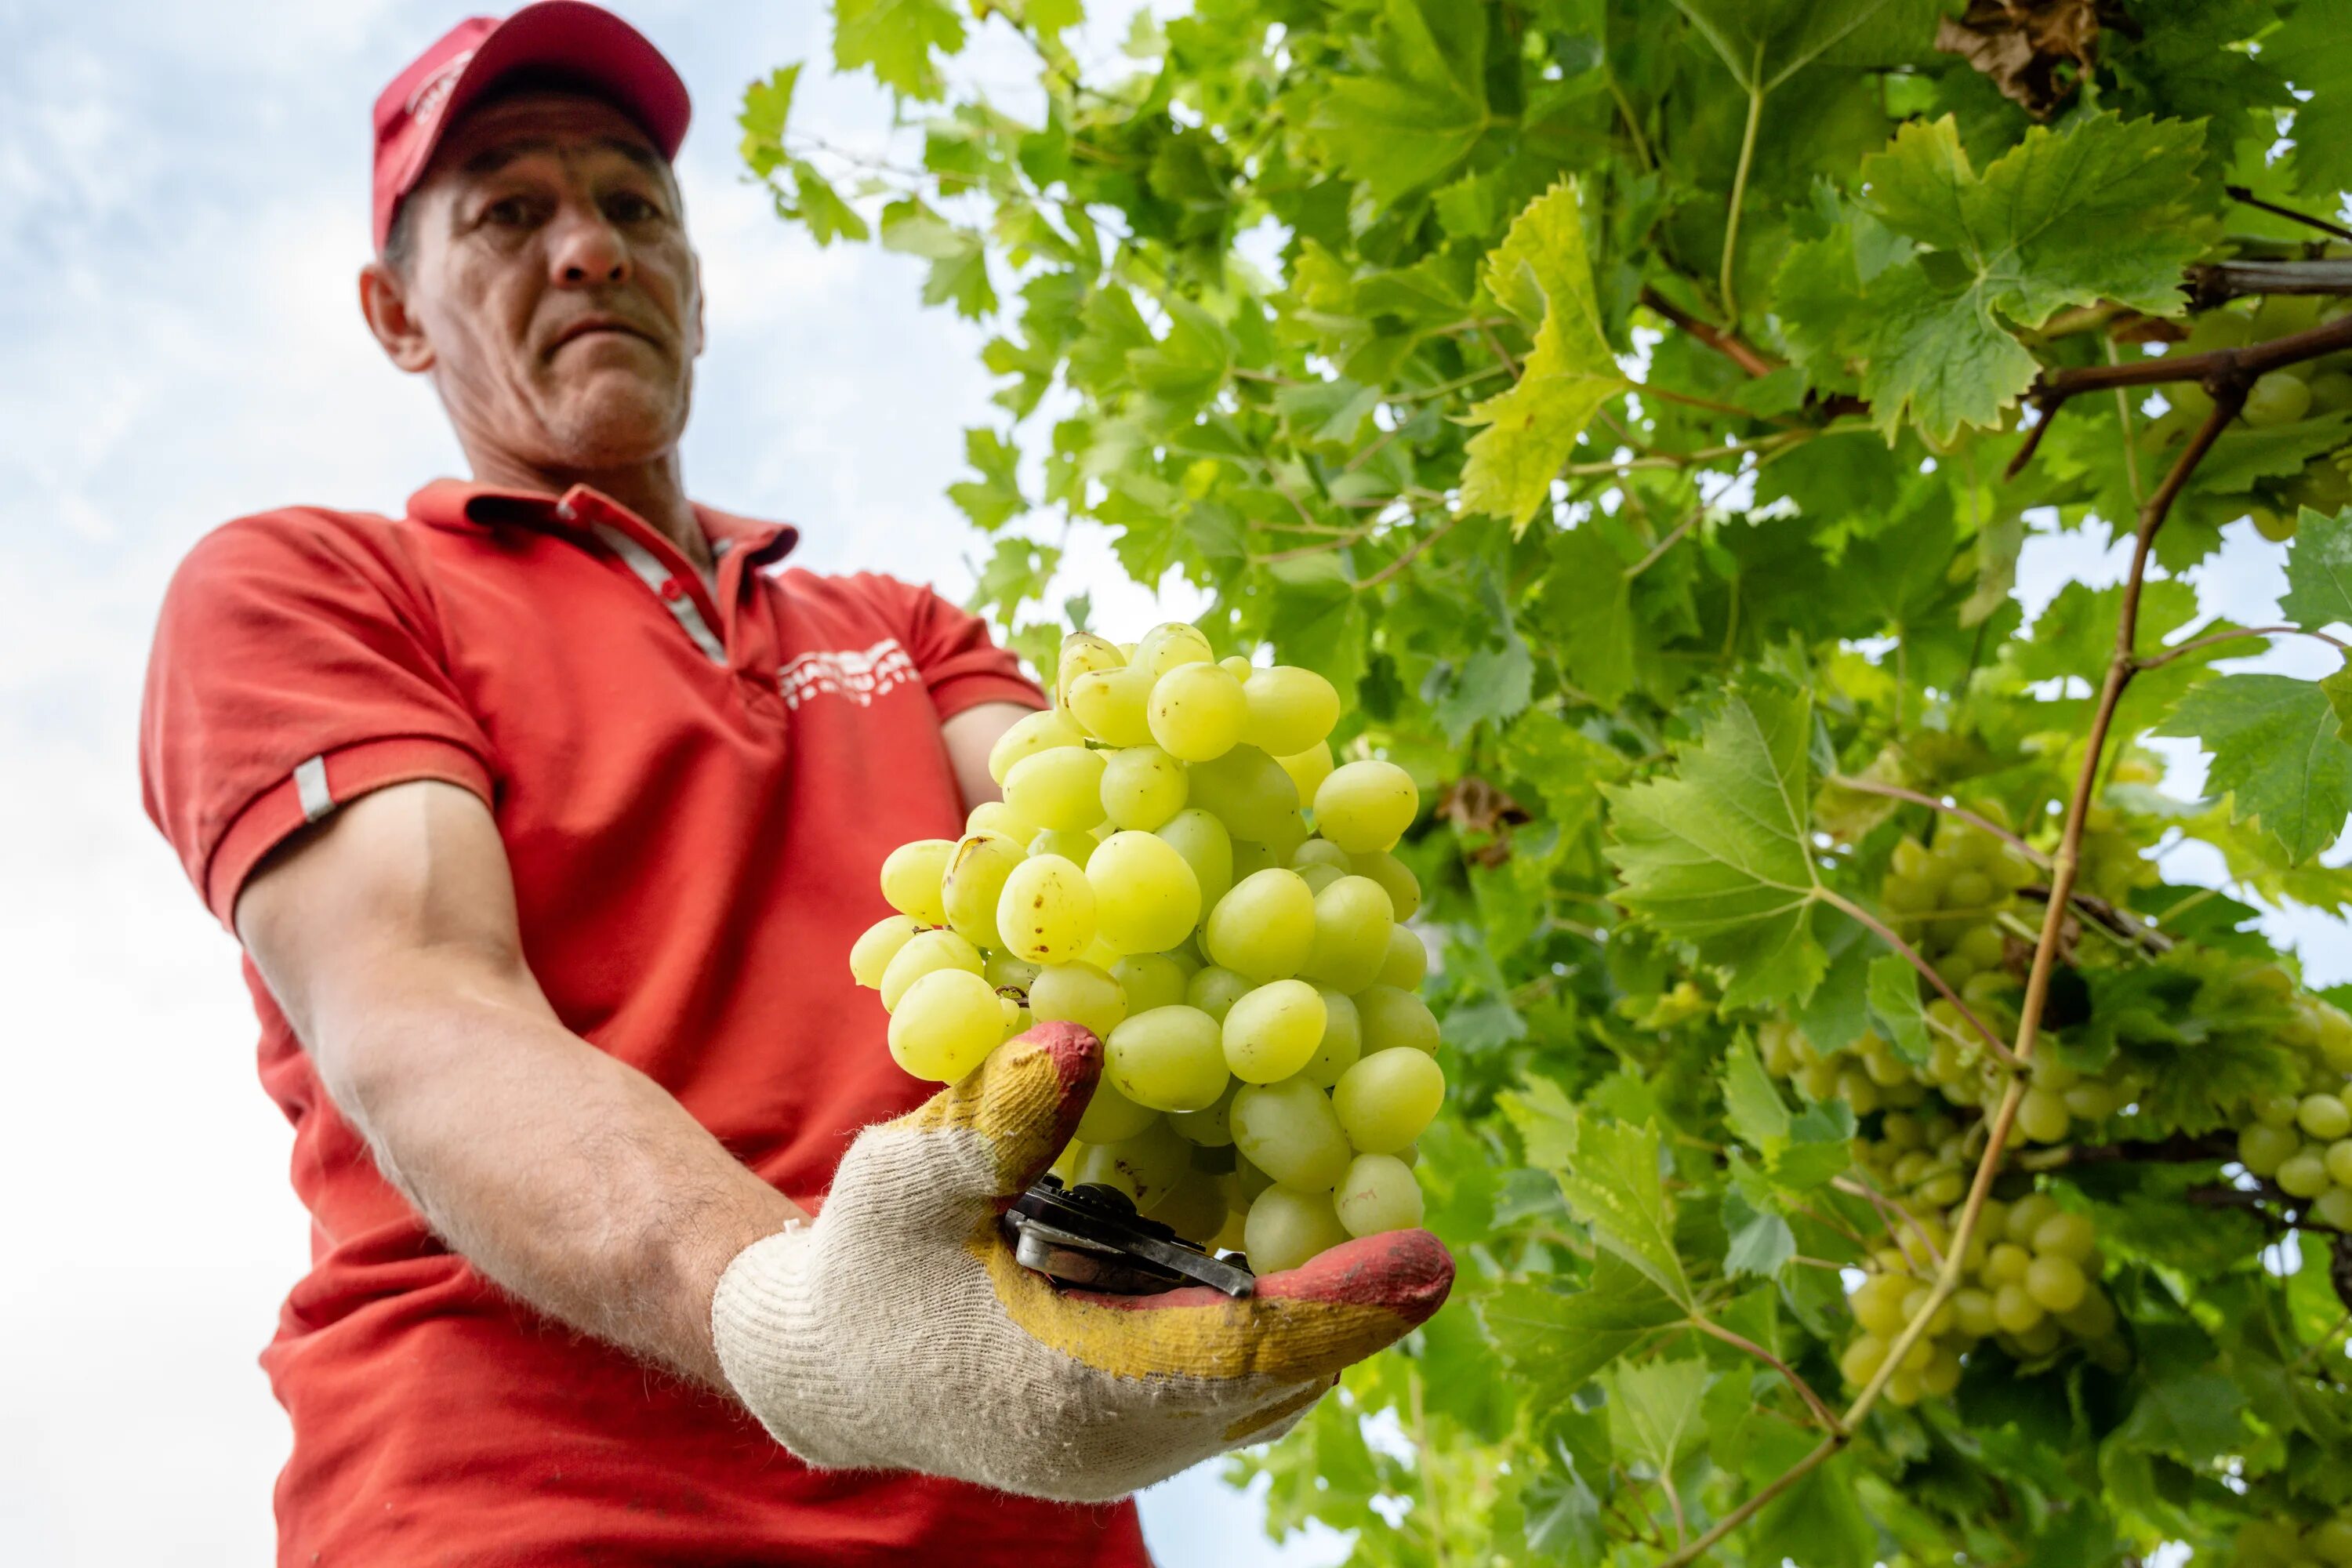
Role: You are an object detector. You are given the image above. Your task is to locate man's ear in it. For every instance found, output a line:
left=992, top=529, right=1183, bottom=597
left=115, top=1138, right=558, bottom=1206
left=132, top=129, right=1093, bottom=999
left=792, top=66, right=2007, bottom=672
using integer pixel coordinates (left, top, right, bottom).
left=359, top=260, right=436, bottom=374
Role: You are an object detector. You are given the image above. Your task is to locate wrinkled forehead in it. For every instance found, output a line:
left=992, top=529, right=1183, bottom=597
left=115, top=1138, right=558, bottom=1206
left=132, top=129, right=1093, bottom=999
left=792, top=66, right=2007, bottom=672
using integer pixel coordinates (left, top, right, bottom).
left=423, top=86, right=672, bottom=191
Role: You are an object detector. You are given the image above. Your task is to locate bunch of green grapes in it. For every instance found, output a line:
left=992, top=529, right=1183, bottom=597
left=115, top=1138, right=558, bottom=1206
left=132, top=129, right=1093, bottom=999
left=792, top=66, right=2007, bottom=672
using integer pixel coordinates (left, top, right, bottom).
left=2231, top=1510, right=2352, bottom=1568
left=2231, top=978, right=2352, bottom=1231
left=849, top=623, right=1442, bottom=1272
left=1839, top=1190, right=2125, bottom=1406
left=2152, top=296, right=2352, bottom=542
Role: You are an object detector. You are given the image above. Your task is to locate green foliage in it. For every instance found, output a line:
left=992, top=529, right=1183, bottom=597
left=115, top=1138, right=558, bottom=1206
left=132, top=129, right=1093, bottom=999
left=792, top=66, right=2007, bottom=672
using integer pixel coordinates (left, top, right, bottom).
left=755, top=0, right=2352, bottom=1561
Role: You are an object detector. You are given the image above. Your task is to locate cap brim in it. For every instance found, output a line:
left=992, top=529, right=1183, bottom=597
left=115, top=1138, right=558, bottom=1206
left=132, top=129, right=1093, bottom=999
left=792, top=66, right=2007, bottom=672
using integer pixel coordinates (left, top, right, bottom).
left=390, top=1, right=691, bottom=228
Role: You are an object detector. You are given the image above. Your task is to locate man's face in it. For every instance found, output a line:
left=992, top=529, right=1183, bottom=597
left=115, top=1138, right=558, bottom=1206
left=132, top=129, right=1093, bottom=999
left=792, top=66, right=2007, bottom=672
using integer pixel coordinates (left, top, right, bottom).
left=370, top=89, right=702, bottom=471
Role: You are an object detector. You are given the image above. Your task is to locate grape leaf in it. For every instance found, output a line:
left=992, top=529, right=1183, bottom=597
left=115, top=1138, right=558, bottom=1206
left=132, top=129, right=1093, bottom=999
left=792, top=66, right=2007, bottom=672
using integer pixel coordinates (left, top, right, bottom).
left=1461, top=182, right=1629, bottom=532
left=1497, top=1076, right=1581, bottom=1173
left=879, top=201, right=996, bottom=318
left=1555, top=1119, right=1693, bottom=1307
left=1306, top=0, right=1490, bottom=202
left=1747, top=1461, right=1878, bottom=1568
left=1866, top=953, right=1932, bottom=1065
left=1601, top=1356, right=1712, bottom=1475
left=1604, top=682, right=1827, bottom=1006
left=947, top=428, right=1027, bottom=531
left=2158, top=674, right=2352, bottom=863
left=1478, top=1258, right=1682, bottom=1406
left=2274, top=0, right=2352, bottom=198
left=1722, top=1189, right=1797, bottom=1278
left=2283, top=508, right=2352, bottom=633
left=833, top=0, right=966, bottom=100
left=1721, top=1035, right=1793, bottom=1152
left=2327, top=663, right=2352, bottom=744
left=2113, top=1369, right=2249, bottom=1468
left=1838, top=113, right=2209, bottom=440
left=1543, top=526, right=1639, bottom=706
left=1670, top=0, right=1931, bottom=93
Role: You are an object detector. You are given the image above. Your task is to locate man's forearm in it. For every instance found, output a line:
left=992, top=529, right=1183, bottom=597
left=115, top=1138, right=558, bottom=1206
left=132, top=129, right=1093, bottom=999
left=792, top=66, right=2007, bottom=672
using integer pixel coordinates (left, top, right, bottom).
left=318, top=974, right=804, bottom=1385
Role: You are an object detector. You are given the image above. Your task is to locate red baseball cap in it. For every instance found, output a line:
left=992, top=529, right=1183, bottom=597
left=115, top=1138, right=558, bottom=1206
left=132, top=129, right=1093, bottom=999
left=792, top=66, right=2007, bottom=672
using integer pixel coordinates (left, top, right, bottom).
left=371, top=2, right=691, bottom=250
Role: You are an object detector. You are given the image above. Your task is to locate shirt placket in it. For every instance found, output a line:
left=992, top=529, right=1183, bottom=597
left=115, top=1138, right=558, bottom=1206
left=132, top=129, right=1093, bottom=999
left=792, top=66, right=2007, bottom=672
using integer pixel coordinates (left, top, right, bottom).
left=558, top=491, right=732, bottom=669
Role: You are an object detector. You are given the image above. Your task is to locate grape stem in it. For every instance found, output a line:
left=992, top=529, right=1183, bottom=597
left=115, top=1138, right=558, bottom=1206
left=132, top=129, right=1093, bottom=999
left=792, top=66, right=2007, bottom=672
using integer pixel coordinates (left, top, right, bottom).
left=2134, top=623, right=2351, bottom=670
left=1817, top=887, right=2022, bottom=1069
left=2221, top=184, right=2352, bottom=243
left=1830, top=1175, right=1947, bottom=1271
left=2005, top=311, right=2352, bottom=479
left=1690, top=1312, right=1846, bottom=1435
left=1688, top=384, right=2252, bottom=1566
left=2013, top=885, right=2172, bottom=957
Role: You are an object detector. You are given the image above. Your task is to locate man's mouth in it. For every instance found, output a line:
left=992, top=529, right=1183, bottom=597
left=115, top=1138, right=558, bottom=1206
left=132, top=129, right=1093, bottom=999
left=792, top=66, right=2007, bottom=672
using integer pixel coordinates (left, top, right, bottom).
left=549, top=318, right=659, bottom=355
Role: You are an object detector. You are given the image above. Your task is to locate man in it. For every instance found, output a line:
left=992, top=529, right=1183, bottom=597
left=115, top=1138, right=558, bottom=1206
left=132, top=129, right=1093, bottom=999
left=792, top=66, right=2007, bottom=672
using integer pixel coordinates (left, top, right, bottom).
left=138, top=4, right=1450, bottom=1563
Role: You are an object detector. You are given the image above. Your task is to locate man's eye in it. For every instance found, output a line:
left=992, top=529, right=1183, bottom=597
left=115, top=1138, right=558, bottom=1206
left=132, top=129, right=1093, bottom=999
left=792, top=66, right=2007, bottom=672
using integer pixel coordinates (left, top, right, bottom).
left=485, top=197, right=535, bottom=227
left=608, top=192, right=662, bottom=224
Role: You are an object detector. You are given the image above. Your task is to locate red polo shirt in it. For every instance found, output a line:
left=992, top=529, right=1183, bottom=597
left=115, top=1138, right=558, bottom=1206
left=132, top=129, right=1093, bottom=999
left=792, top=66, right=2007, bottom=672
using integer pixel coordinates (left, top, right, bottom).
left=140, top=481, right=1150, bottom=1566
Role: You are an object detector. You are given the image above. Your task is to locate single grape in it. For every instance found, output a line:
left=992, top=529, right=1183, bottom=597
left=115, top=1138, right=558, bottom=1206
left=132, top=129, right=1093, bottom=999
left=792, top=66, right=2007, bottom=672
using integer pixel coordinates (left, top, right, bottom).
left=1086, top=829, right=1203, bottom=955
left=1356, top=985, right=1441, bottom=1054
left=1291, top=839, right=1352, bottom=873
left=2256, top=1092, right=2303, bottom=1128
left=1100, top=744, right=1189, bottom=830
left=1134, top=621, right=1214, bottom=679
left=1155, top=806, right=1234, bottom=915
left=1144, top=1170, right=1231, bottom=1247
left=1241, top=666, right=1341, bottom=757
left=2325, top=1138, right=2352, bottom=1188
left=988, top=707, right=1087, bottom=785
left=1348, top=850, right=1422, bottom=920
left=1065, top=664, right=1156, bottom=746
left=1983, top=1242, right=2032, bottom=1286
left=942, top=831, right=1025, bottom=950
left=1148, top=662, right=1248, bottom=762
left=1950, top=1286, right=1998, bottom=1340
left=985, top=950, right=1040, bottom=993
left=1298, top=862, right=1344, bottom=894
left=1334, top=1152, right=1423, bottom=1236
left=2250, top=504, right=2299, bottom=543
left=1231, top=1077, right=1354, bottom=1189
left=1919, top=1347, right=1962, bottom=1398
left=2299, top=1093, right=2352, bottom=1142
left=1204, top=868, right=1318, bottom=982
left=888, top=968, right=1004, bottom=1083
left=1185, top=746, right=1302, bottom=844
left=2024, top=1253, right=2087, bottom=1313
left=1028, top=827, right=1097, bottom=866
left=1243, top=1185, right=1352, bottom=1272
left=1301, top=874, right=1396, bottom=993
left=1334, top=1047, right=1445, bottom=1153
left=2031, top=1211, right=2097, bottom=1263
left=1186, top=964, right=1254, bottom=1021
left=1076, top=1120, right=1192, bottom=1212
left=1169, top=1080, right=1240, bottom=1146
left=967, top=800, right=1042, bottom=844
left=1029, top=960, right=1128, bottom=1040
left=850, top=914, right=921, bottom=989
left=2055, top=1283, right=2117, bottom=1339
left=1000, top=996, right=1029, bottom=1040
left=2241, top=370, right=2315, bottom=428
left=1106, top=1004, right=1232, bottom=1112
left=1110, top=952, right=1190, bottom=1014
left=2016, top=1085, right=2071, bottom=1143
left=1315, top=760, right=1420, bottom=853
left=2240, top=1123, right=2301, bottom=1177
left=2315, top=1186, right=2352, bottom=1230
left=1991, top=1281, right=2045, bottom=1334
left=1849, top=1273, right=1909, bottom=1335
left=1258, top=809, right=1311, bottom=862
left=1004, top=746, right=1109, bottom=833
left=1375, top=925, right=1428, bottom=991
left=879, top=927, right=985, bottom=1011
left=1301, top=988, right=1363, bottom=1089
left=1054, top=632, right=1125, bottom=711
left=1229, top=838, right=1279, bottom=879
left=1074, top=1077, right=1160, bottom=1143
left=1220, top=655, right=1253, bottom=681
left=1222, top=979, right=1329, bottom=1083
left=2278, top=1149, right=2330, bottom=1199
left=879, top=838, right=954, bottom=925
left=996, top=853, right=1097, bottom=964
left=1274, top=741, right=1336, bottom=808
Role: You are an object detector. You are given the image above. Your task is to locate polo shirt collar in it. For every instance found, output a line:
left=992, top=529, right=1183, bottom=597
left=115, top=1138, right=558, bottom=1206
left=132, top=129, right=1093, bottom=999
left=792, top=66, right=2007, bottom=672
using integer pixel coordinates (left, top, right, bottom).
left=408, top=478, right=799, bottom=568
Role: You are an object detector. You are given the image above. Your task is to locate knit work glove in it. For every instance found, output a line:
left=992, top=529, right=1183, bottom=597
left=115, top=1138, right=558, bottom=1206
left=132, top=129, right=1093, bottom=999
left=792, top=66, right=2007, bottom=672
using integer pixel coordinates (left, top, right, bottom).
left=710, top=1022, right=1453, bottom=1502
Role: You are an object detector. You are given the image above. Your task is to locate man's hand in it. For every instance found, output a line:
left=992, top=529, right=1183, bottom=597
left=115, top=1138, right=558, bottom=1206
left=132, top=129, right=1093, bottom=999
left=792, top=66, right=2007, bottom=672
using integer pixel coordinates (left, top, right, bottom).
left=711, top=1022, right=1454, bottom=1502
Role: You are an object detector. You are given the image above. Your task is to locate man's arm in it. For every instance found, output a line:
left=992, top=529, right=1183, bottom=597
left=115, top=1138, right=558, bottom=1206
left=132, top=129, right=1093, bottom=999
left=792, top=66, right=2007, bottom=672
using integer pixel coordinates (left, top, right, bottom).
left=235, top=779, right=804, bottom=1386
left=940, top=699, right=1033, bottom=812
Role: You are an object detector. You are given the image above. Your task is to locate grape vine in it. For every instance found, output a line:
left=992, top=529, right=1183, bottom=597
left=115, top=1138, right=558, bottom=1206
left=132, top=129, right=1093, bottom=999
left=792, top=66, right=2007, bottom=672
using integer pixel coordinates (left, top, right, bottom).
left=750, top=2, right=2352, bottom=1562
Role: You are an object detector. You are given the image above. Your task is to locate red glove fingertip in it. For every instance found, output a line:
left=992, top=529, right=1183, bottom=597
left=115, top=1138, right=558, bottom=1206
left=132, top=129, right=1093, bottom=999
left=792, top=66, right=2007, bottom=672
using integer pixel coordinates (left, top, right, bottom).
left=1254, top=1229, right=1454, bottom=1325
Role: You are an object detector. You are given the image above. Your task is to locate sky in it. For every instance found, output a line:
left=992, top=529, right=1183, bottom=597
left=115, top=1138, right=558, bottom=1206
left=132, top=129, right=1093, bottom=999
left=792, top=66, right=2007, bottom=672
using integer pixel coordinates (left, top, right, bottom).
left=0, top=3, right=2343, bottom=1566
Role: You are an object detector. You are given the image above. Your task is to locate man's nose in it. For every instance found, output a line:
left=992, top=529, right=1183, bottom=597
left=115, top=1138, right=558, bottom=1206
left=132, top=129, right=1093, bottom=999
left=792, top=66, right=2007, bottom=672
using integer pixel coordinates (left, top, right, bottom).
left=548, top=204, right=630, bottom=287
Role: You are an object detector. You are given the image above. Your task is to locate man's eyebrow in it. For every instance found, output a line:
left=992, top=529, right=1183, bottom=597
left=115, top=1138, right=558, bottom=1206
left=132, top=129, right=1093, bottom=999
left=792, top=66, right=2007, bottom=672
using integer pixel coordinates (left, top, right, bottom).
left=459, top=136, right=669, bottom=180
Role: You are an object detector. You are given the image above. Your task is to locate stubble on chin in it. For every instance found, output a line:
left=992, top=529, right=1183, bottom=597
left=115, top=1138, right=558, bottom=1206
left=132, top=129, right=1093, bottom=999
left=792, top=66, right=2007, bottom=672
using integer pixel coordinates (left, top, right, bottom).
left=535, top=372, right=691, bottom=469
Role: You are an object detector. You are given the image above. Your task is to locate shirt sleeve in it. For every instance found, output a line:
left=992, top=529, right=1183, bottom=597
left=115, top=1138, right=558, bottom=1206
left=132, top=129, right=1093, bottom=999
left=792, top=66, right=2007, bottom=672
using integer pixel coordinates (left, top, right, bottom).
left=859, top=574, right=1047, bottom=720
left=140, top=510, right=499, bottom=928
